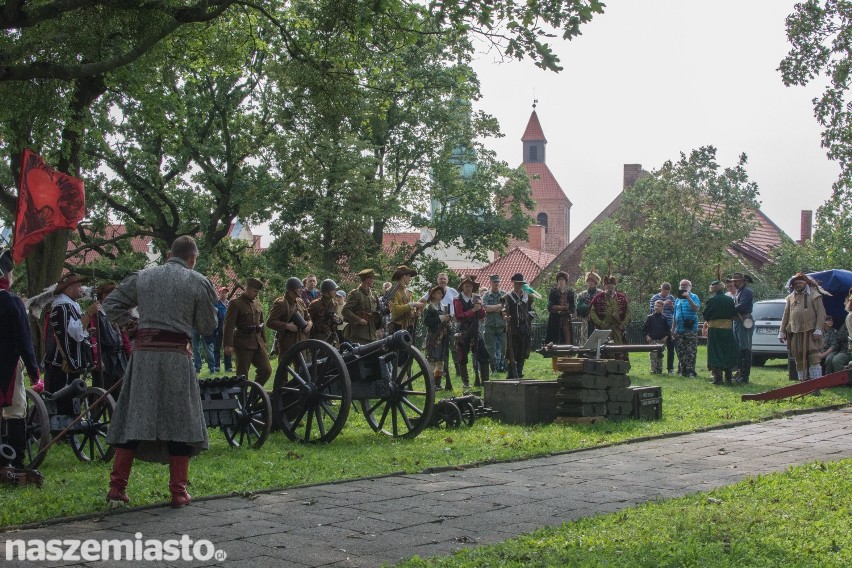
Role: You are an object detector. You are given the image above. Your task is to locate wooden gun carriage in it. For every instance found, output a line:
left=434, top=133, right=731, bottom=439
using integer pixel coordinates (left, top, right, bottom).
left=198, top=376, right=272, bottom=448
left=17, top=379, right=116, bottom=469
left=271, top=330, right=435, bottom=443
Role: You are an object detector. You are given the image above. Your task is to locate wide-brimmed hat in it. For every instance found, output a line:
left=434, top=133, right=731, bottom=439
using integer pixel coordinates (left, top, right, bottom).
left=246, top=277, right=264, bottom=291
left=428, top=285, right=446, bottom=300
left=0, top=249, right=13, bottom=279
left=725, top=271, right=753, bottom=284
left=357, top=268, right=376, bottom=280
left=392, top=265, right=418, bottom=281
left=458, top=275, right=480, bottom=292
left=96, top=282, right=116, bottom=299
left=54, top=273, right=87, bottom=295
left=510, top=273, right=527, bottom=284
left=584, top=270, right=601, bottom=284
left=789, top=272, right=810, bottom=284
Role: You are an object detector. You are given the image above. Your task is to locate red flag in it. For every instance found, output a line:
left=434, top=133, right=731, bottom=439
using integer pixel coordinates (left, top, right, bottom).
left=12, top=149, right=85, bottom=264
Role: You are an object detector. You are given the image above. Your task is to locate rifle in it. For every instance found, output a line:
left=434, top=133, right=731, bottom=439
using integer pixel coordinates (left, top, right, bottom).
left=503, top=296, right=517, bottom=379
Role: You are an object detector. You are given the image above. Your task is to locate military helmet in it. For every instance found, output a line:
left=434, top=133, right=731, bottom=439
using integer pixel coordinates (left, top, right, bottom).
left=320, top=279, right=337, bottom=294
left=286, top=277, right=303, bottom=292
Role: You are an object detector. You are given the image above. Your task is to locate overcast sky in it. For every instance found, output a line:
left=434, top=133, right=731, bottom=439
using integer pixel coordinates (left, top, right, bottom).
left=471, top=0, right=838, bottom=242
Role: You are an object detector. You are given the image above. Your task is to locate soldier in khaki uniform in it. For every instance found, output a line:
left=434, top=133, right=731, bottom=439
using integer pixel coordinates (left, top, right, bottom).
left=267, top=277, right=313, bottom=357
left=308, top=279, right=342, bottom=346
left=223, top=278, right=272, bottom=386
left=342, top=269, right=381, bottom=344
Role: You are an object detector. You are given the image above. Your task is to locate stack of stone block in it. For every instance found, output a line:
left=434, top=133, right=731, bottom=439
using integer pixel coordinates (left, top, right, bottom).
left=554, top=358, right=633, bottom=423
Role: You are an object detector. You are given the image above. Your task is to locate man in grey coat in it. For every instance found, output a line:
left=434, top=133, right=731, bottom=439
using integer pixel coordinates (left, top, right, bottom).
left=104, top=236, right=217, bottom=509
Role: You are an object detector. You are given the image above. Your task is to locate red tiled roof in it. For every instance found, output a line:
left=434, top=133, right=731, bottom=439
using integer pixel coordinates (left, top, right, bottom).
left=521, top=111, right=547, bottom=143
left=67, top=224, right=153, bottom=266
left=458, top=246, right=556, bottom=288
left=729, top=208, right=787, bottom=265
left=382, top=232, right=420, bottom=253
left=523, top=162, right=571, bottom=204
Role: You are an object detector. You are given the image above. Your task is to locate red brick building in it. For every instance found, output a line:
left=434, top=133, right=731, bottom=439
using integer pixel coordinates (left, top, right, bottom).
left=508, top=109, right=572, bottom=256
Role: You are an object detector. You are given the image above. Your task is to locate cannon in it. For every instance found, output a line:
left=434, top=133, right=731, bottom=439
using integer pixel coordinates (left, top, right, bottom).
left=16, top=379, right=116, bottom=469
left=538, top=343, right=665, bottom=358
left=431, top=394, right=497, bottom=429
left=0, top=443, right=44, bottom=487
left=198, top=376, right=272, bottom=448
left=271, top=330, right=435, bottom=443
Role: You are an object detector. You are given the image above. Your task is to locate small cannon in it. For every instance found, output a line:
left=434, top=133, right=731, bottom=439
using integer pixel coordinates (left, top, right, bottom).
left=198, top=375, right=271, bottom=448
left=18, top=379, right=117, bottom=469
left=0, top=443, right=43, bottom=487
left=271, top=330, right=435, bottom=443
left=431, top=394, right=497, bottom=429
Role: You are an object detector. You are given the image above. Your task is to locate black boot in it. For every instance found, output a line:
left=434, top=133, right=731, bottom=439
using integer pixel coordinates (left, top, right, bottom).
left=710, top=369, right=723, bottom=385
left=5, top=418, right=28, bottom=468
left=734, top=350, right=751, bottom=383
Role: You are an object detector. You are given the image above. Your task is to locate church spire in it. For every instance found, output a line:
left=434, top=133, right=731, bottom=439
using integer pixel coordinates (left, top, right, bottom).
left=522, top=104, right=547, bottom=163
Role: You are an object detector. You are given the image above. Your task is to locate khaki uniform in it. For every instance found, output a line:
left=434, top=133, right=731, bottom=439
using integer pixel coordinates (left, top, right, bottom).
left=223, top=294, right=272, bottom=385
left=267, top=296, right=311, bottom=356
left=308, top=295, right=339, bottom=346
left=342, top=286, right=380, bottom=344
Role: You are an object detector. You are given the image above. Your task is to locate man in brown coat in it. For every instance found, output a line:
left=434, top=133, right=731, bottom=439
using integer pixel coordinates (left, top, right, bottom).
left=779, top=272, right=827, bottom=382
left=342, top=269, right=381, bottom=344
left=308, top=279, right=341, bottom=346
left=223, top=277, right=272, bottom=386
left=267, top=277, right=312, bottom=357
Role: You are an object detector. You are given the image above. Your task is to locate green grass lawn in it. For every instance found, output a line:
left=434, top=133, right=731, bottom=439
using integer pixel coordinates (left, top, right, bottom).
left=1, top=348, right=848, bottom=528
left=395, top=459, right=852, bottom=568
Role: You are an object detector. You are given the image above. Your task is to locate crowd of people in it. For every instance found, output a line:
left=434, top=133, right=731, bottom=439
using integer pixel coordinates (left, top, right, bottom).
left=2, top=234, right=852, bottom=510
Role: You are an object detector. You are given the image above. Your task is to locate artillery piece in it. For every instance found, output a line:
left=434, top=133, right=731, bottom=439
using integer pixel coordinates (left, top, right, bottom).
left=17, top=379, right=116, bottom=469
left=271, top=330, right=435, bottom=443
left=0, top=443, right=43, bottom=487
left=198, top=376, right=272, bottom=448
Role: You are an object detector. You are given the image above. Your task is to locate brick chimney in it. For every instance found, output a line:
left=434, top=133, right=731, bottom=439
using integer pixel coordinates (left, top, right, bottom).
left=799, top=210, right=812, bottom=244
left=623, top=164, right=643, bottom=190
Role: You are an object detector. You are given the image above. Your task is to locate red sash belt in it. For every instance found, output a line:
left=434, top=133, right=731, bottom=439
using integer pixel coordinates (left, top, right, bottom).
left=134, top=329, right=191, bottom=357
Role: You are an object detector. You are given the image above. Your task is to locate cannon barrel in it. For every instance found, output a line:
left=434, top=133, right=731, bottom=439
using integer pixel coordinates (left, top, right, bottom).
left=538, top=343, right=665, bottom=356
left=0, top=444, right=15, bottom=468
left=44, top=378, right=87, bottom=401
left=343, top=330, right=412, bottom=360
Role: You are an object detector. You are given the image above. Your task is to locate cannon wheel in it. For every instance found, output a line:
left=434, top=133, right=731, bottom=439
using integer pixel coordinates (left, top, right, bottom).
left=69, top=387, right=116, bottom=463
left=360, top=346, right=435, bottom=438
left=22, top=389, right=50, bottom=469
left=434, top=400, right=462, bottom=429
left=272, top=340, right=352, bottom=444
left=460, top=400, right=476, bottom=427
left=223, top=381, right=272, bottom=449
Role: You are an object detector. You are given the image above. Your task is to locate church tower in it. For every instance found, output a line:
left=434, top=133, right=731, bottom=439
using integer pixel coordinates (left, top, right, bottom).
left=508, top=106, right=572, bottom=255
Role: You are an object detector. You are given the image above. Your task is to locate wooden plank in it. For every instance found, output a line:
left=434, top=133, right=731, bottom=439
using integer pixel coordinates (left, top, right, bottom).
left=741, top=370, right=851, bottom=401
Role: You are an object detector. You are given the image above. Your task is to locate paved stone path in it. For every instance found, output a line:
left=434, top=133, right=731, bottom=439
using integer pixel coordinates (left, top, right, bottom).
left=3, top=407, right=852, bottom=567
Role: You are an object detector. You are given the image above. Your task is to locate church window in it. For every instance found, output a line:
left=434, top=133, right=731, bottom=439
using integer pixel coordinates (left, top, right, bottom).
left=529, top=145, right=538, bottom=161
left=537, top=212, right=548, bottom=232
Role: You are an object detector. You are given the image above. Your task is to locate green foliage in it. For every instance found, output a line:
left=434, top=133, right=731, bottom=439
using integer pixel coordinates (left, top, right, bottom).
left=779, top=0, right=852, bottom=272
left=582, top=147, right=761, bottom=309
